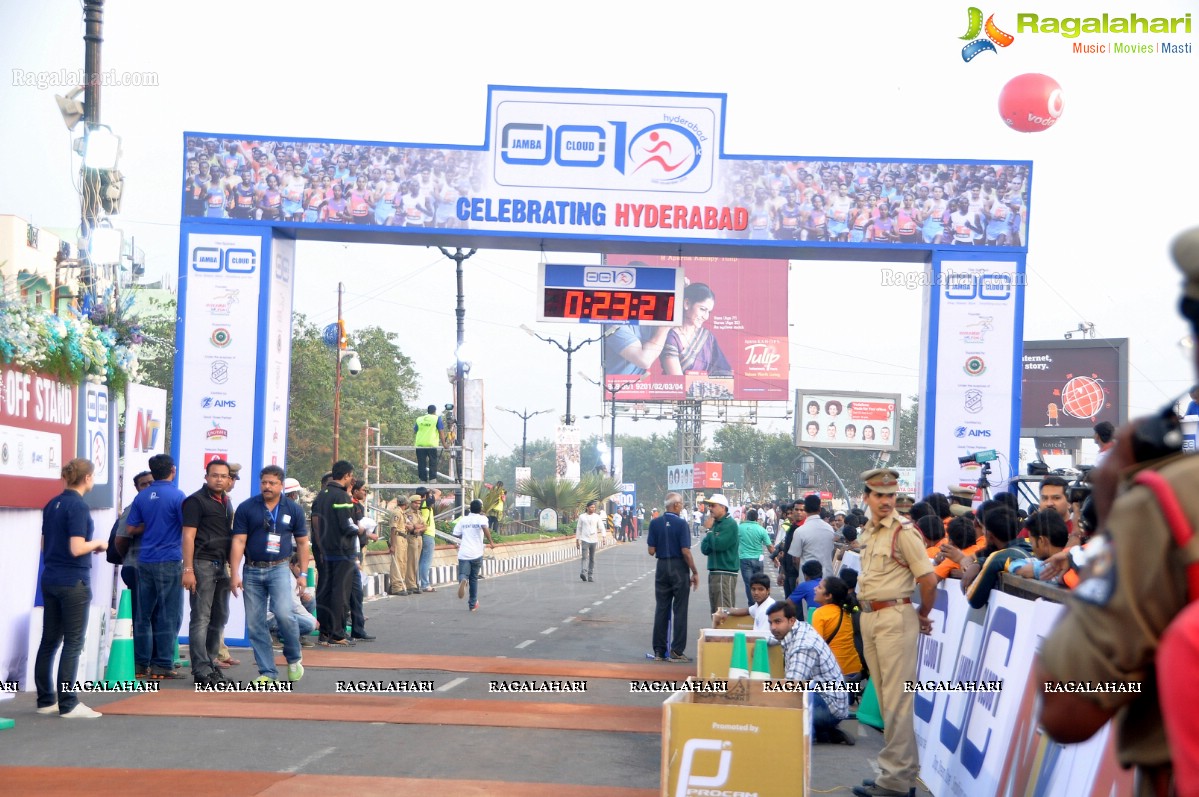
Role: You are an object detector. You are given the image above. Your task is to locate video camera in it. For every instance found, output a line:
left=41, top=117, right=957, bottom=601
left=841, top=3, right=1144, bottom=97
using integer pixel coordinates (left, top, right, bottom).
left=957, top=449, right=999, bottom=465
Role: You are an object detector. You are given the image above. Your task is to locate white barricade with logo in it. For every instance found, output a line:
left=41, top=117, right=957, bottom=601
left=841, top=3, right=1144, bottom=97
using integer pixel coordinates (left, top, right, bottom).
left=916, top=583, right=1134, bottom=796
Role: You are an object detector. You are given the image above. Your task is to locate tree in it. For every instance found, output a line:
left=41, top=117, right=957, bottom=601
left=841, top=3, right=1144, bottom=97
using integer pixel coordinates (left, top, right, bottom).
left=286, top=314, right=422, bottom=490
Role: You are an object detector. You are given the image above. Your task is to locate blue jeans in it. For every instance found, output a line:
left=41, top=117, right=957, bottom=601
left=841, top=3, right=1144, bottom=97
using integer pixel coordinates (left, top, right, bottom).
left=136, top=560, right=183, bottom=671
left=243, top=563, right=301, bottom=678
left=187, top=559, right=230, bottom=679
left=271, top=608, right=316, bottom=637
left=35, top=580, right=90, bottom=713
left=121, top=564, right=156, bottom=668
left=740, top=558, right=764, bottom=605
left=459, top=557, right=482, bottom=609
left=419, top=535, right=435, bottom=589
left=810, top=691, right=840, bottom=732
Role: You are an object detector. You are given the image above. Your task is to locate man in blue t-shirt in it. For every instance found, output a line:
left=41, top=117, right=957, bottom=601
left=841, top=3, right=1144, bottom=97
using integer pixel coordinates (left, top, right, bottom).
left=647, top=492, right=698, bottom=661
left=126, top=453, right=186, bottom=679
left=230, top=464, right=310, bottom=683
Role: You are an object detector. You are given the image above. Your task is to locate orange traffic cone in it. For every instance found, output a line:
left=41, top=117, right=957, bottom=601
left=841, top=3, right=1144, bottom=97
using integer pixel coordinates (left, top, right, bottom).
left=104, top=588, right=136, bottom=687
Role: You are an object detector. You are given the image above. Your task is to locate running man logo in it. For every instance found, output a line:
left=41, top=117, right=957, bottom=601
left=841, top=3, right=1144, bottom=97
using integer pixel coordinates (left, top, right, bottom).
left=675, top=738, right=739, bottom=797
left=960, top=7, right=1015, bottom=61
left=133, top=409, right=161, bottom=452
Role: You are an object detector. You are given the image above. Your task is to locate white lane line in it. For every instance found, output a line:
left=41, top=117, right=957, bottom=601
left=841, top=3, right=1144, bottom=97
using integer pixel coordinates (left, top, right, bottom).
left=541, top=627, right=557, bottom=635
left=579, top=607, right=591, bottom=614
left=604, top=594, right=614, bottom=599
left=437, top=677, right=468, bottom=692
left=281, top=746, right=336, bottom=773
left=562, top=617, right=574, bottom=623
left=593, top=601, right=605, bottom=606
left=515, top=639, right=536, bottom=649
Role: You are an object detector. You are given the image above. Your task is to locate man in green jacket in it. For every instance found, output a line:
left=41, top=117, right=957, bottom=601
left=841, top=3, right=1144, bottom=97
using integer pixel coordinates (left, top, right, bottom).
left=700, top=494, right=740, bottom=612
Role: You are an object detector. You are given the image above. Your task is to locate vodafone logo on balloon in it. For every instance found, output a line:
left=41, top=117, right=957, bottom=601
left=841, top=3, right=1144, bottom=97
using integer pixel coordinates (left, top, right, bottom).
left=999, top=73, right=1065, bottom=133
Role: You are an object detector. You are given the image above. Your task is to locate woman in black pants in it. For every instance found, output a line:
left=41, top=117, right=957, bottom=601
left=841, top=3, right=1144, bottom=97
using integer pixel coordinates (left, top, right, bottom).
left=35, top=458, right=108, bottom=718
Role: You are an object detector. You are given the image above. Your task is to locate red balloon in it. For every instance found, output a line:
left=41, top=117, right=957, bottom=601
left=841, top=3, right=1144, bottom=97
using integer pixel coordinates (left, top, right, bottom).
left=998, top=73, right=1064, bottom=133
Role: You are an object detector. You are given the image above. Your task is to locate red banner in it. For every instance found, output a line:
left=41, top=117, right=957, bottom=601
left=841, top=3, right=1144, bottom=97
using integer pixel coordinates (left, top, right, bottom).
left=0, top=367, right=78, bottom=509
left=603, top=255, right=788, bottom=401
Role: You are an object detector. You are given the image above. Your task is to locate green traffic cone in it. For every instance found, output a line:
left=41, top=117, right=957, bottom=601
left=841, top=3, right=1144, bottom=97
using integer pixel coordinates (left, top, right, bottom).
left=749, top=638, right=771, bottom=680
left=104, top=589, right=136, bottom=687
left=728, top=632, right=749, bottom=679
left=857, top=677, right=884, bottom=731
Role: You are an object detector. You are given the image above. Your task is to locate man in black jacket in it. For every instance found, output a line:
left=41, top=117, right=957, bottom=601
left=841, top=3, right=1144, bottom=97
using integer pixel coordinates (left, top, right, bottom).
left=311, top=460, right=359, bottom=646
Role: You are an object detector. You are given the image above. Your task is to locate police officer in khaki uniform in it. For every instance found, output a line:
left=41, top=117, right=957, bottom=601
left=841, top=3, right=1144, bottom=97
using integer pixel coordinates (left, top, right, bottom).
left=1037, top=228, right=1199, bottom=797
left=894, top=493, right=915, bottom=517
left=853, top=469, right=938, bottom=797
left=947, top=484, right=975, bottom=517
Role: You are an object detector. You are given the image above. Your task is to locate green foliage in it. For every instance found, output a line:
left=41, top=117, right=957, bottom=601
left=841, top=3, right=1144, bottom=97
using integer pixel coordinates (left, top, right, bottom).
left=285, top=314, right=423, bottom=490
left=134, top=296, right=178, bottom=451
left=513, top=472, right=621, bottom=516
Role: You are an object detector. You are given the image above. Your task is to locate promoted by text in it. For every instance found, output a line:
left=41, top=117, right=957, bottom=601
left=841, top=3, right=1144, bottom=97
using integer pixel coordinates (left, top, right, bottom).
left=489, top=680, right=587, bottom=693
left=335, top=680, right=435, bottom=693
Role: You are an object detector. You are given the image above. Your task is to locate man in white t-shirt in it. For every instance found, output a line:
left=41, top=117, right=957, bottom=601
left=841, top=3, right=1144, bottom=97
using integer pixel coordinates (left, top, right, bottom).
left=714, top=573, right=777, bottom=635
left=576, top=501, right=605, bottom=582
left=452, top=499, right=494, bottom=612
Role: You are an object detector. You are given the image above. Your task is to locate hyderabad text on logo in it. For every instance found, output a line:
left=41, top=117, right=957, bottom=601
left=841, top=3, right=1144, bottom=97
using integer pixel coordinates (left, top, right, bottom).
left=964, top=356, right=987, bottom=376
left=960, top=7, right=1015, bottom=61
left=210, top=328, right=231, bottom=347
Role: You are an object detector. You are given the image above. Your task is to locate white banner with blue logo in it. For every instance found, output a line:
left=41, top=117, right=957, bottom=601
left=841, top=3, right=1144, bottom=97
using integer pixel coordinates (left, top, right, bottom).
left=176, top=229, right=264, bottom=496
left=920, top=254, right=1024, bottom=498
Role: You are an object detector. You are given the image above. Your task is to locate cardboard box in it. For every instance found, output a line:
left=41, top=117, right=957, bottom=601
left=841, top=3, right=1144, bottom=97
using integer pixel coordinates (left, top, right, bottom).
left=661, top=677, right=809, bottom=797
left=712, top=612, right=755, bottom=631
left=696, top=628, right=785, bottom=679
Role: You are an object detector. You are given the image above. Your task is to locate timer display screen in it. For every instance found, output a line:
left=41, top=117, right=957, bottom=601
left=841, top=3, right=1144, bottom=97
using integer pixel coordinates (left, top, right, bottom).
left=542, top=288, right=677, bottom=322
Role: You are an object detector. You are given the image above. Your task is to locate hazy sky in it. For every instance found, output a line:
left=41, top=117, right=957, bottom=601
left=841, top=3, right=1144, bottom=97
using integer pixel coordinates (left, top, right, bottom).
left=2, top=0, right=1196, bottom=472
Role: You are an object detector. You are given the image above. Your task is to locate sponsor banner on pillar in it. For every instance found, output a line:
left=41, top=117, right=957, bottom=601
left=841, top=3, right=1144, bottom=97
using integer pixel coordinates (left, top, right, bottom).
left=603, top=254, right=788, bottom=402
left=513, top=466, right=531, bottom=508
left=915, top=584, right=972, bottom=782
left=262, top=237, right=295, bottom=469
left=123, top=383, right=168, bottom=503
left=666, top=463, right=693, bottom=491
left=463, top=379, right=485, bottom=482
left=927, top=259, right=1021, bottom=497
left=618, top=483, right=636, bottom=511
left=78, top=381, right=115, bottom=509
left=555, top=425, right=580, bottom=482
left=177, top=231, right=263, bottom=495
left=0, top=366, right=76, bottom=508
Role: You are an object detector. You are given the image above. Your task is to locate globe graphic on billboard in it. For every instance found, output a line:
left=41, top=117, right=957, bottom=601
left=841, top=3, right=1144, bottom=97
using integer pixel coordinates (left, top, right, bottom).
left=1060, top=375, right=1105, bottom=419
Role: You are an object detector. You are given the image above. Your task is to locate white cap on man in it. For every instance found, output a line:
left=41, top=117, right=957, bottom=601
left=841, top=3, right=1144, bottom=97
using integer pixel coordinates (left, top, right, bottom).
left=704, top=494, right=730, bottom=508
left=283, top=477, right=301, bottom=496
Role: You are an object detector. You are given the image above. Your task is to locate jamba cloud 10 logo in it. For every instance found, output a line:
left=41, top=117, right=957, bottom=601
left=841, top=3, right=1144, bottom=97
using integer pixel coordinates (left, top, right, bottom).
left=961, top=7, right=1015, bottom=61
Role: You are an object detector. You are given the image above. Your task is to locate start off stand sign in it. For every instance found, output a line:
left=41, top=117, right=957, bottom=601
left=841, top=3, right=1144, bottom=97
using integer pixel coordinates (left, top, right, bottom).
left=0, top=366, right=77, bottom=509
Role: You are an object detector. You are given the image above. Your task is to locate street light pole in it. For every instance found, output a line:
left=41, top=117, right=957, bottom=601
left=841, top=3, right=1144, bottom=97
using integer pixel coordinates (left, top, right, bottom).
left=578, top=374, right=637, bottom=479
left=521, top=325, right=606, bottom=426
left=497, top=407, right=552, bottom=467
left=80, top=0, right=105, bottom=300
left=333, top=282, right=344, bottom=462
left=439, top=246, right=477, bottom=488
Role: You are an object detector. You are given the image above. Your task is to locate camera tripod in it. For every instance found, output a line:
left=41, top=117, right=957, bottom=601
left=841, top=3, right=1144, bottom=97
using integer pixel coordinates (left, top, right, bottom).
left=975, top=461, right=994, bottom=502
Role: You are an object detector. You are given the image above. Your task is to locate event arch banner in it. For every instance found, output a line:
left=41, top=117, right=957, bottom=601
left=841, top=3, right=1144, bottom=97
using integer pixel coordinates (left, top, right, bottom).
left=176, top=84, right=1032, bottom=503
left=180, top=85, right=1032, bottom=255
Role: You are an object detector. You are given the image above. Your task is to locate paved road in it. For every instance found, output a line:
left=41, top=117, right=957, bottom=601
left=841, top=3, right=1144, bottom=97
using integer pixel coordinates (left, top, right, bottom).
left=0, top=537, right=927, bottom=795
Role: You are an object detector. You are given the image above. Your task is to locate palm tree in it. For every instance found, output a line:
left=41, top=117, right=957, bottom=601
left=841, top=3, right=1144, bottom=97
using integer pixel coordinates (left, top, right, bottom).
left=514, top=474, right=622, bottom=515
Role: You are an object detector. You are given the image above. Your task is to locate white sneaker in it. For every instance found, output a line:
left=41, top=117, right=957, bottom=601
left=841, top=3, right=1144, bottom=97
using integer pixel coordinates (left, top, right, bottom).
left=60, top=703, right=102, bottom=719
left=288, top=660, right=304, bottom=682
left=457, top=580, right=467, bottom=599
left=35, top=704, right=58, bottom=715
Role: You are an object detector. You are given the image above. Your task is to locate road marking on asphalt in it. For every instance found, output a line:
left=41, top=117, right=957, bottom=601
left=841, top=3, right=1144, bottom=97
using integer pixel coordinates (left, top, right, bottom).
left=604, top=595, right=614, bottom=599
left=579, top=608, right=591, bottom=614
left=541, top=627, right=557, bottom=635
left=437, top=677, right=467, bottom=692
left=562, top=617, right=574, bottom=623
left=515, top=640, right=535, bottom=649
left=593, top=601, right=605, bottom=606
left=282, top=746, right=336, bottom=773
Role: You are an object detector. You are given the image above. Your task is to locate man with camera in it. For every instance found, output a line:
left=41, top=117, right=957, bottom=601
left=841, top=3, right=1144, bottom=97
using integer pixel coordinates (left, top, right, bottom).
left=1036, top=228, right=1199, bottom=796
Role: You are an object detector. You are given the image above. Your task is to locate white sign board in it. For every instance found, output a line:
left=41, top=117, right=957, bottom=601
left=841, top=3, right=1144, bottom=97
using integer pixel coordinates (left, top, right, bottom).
left=667, top=464, right=694, bottom=491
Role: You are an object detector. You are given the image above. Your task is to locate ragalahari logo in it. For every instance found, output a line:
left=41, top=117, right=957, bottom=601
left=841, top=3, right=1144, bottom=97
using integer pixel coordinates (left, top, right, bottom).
left=961, top=7, right=1015, bottom=61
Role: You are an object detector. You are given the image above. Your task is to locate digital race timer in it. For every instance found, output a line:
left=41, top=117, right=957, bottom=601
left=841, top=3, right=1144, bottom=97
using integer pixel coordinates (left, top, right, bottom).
left=536, top=263, right=684, bottom=325
left=542, top=288, right=676, bottom=322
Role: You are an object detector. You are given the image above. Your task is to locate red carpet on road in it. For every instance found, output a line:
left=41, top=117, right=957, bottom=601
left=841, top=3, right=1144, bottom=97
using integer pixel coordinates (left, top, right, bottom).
left=100, top=691, right=660, bottom=733
left=0, top=767, right=658, bottom=797
left=274, top=649, right=692, bottom=680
